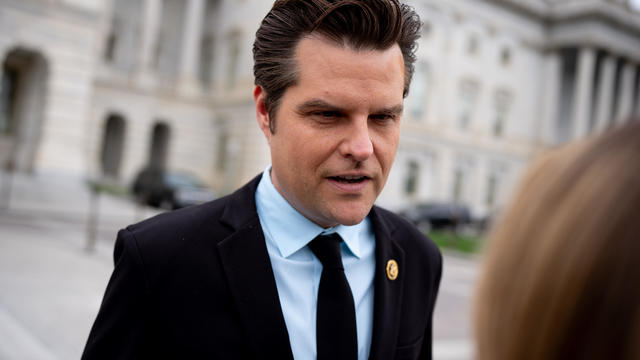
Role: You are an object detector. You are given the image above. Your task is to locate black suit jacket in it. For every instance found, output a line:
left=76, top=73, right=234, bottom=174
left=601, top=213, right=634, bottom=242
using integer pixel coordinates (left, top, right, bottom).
left=82, top=175, right=442, bottom=359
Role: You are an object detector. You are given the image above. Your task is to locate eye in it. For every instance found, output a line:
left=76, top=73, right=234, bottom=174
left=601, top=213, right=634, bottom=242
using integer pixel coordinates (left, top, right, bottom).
left=309, top=110, right=343, bottom=124
left=313, top=110, right=341, bottom=118
left=370, top=113, right=397, bottom=123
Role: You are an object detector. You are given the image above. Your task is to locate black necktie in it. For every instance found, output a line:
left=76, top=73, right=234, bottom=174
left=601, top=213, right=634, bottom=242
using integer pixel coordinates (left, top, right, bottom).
left=308, top=233, right=358, bottom=360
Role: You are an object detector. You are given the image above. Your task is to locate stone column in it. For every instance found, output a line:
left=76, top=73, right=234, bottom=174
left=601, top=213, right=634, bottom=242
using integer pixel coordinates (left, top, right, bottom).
left=137, top=0, right=162, bottom=87
left=635, top=69, right=640, bottom=117
left=540, top=50, right=562, bottom=145
left=572, top=47, right=596, bottom=139
left=178, top=0, right=205, bottom=96
left=0, top=59, right=6, bottom=135
left=473, top=157, right=489, bottom=217
left=437, top=150, right=454, bottom=203
left=594, top=54, right=616, bottom=132
left=615, top=61, right=636, bottom=124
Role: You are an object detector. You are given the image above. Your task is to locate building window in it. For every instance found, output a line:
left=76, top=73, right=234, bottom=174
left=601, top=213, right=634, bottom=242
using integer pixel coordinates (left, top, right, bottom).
left=0, top=67, right=18, bottom=135
left=103, top=21, right=118, bottom=62
left=216, top=130, right=228, bottom=171
left=155, top=0, right=187, bottom=77
left=422, top=21, right=432, bottom=37
left=486, top=174, right=498, bottom=207
left=101, top=115, right=126, bottom=178
left=500, top=47, right=512, bottom=66
left=226, top=31, right=241, bottom=89
left=452, top=169, right=464, bottom=203
left=408, top=61, right=430, bottom=120
left=467, top=35, right=479, bottom=55
left=198, top=0, right=219, bottom=90
left=105, top=0, right=142, bottom=71
left=199, top=35, right=214, bottom=89
left=458, top=80, right=479, bottom=130
left=148, top=122, right=170, bottom=170
left=0, top=49, right=48, bottom=172
left=405, top=161, right=419, bottom=196
left=493, top=89, right=512, bottom=137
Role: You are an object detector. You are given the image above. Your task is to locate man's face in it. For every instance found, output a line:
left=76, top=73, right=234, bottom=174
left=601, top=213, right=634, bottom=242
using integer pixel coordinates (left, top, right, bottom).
left=254, top=35, right=405, bottom=228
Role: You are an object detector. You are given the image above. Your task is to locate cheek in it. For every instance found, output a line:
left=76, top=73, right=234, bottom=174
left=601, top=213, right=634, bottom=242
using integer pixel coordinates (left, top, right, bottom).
left=274, top=133, right=319, bottom=176
left=375, top=132, right=400, bottom=170
left=296, top=133, right=335, bottom=163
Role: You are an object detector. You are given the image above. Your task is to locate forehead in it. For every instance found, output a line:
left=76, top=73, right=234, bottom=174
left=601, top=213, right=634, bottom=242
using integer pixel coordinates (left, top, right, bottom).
left=289, top=35, right=405, bottom=106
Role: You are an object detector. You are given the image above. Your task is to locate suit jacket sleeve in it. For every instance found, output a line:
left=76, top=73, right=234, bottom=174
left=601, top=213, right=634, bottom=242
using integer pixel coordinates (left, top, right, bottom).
left=81, top=229, right=150, bottom=360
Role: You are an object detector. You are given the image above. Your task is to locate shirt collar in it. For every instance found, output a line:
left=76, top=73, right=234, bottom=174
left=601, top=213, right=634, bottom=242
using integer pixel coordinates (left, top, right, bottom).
left=255, top=166, right=367, bottom=259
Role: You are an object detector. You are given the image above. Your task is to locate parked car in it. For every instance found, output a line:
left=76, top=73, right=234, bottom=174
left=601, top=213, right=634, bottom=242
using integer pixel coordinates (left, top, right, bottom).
left=398, top=202, right=472, bottom=231
left=132, top=167, right=216, bottom=209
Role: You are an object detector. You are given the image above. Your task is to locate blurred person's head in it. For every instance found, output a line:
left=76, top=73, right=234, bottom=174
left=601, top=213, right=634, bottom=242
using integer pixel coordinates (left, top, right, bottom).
left=475, top=121, right=640, bottom=360
left=253, top=0, right=421, bottom=133
left=252, top=0, right=421, bottom=228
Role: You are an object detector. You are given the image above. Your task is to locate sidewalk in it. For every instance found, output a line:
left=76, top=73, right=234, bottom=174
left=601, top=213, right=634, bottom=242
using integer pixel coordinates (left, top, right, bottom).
left=0, top=171, right=160, bottom=359
left=0, top=217, right=111, bottom=360
left=0, top=171, right=477, bottom=360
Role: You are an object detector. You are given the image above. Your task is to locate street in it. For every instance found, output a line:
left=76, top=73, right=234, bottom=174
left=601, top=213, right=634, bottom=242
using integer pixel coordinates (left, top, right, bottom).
left=0, top=172, right=478, bottom=359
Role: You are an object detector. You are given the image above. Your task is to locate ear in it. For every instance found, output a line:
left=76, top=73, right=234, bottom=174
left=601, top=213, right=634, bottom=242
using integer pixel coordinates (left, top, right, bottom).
left=254, top=85, right=272, bottom=142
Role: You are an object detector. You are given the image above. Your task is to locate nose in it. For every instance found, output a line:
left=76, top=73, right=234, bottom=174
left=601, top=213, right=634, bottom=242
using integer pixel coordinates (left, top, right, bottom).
left=339, top=118, right=374, bottom=162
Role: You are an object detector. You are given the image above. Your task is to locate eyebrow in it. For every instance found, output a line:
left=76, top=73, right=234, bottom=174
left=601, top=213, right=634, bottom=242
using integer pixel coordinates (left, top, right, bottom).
left=296, top=99, right=342, bottom=114
left=296, top=99, right=404, bottom=116
left=377, top=104, right=404, bottom=116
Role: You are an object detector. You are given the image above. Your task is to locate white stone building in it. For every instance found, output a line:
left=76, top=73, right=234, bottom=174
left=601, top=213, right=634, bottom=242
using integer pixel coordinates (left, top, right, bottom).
left=1, top=0, right=639, bottom=217
left=0, top=0, right=102, bottom=175
left=381, top=0, right=640, bottom=216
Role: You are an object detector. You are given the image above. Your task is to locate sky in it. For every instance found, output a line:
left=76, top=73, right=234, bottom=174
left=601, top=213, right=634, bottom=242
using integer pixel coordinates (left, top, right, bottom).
left=631, top=0, right=640, bottom=11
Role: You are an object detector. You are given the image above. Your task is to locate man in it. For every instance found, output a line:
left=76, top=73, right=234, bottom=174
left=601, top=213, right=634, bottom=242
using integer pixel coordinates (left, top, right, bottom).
left=82, top=1, right=441, bottom=359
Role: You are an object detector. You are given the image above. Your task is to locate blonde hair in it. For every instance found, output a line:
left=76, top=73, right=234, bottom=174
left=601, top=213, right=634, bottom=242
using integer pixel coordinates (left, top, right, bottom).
left=475, top=121, right=640, bottom=360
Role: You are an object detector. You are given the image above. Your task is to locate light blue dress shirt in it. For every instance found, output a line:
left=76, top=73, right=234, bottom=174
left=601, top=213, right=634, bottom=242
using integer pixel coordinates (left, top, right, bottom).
left=255, top=167, right=376, bottom=360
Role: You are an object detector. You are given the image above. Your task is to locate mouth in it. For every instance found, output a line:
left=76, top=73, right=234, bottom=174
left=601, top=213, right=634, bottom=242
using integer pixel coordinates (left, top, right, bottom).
left=328, top=175, right=370, bottom=184
left=326, top=174, right=372, bottom=193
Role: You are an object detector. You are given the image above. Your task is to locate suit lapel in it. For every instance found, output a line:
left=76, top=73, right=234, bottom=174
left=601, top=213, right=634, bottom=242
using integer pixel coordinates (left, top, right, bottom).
left=368, top=206, right=406, bottom=360
left=216, top=177, right=294, bottom=359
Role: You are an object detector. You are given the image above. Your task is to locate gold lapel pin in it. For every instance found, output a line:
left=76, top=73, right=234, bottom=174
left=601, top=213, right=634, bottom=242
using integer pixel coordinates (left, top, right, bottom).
left=386, top=259, right=399, bottom=280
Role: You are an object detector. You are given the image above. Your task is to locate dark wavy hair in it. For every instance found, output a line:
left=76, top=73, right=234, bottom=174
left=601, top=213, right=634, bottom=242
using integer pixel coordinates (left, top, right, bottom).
left=253, top=0, right=421, bottom=132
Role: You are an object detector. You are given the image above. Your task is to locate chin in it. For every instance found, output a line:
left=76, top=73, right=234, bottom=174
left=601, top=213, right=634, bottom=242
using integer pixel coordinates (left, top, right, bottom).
left=336, top=218, right=365, bottom=226
left=324, top=199, right=375, bottom=226
left=333, top=209, right=370, bottom=226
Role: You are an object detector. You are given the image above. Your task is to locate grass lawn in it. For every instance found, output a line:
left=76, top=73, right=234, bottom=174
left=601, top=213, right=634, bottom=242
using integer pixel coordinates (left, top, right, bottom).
left=87, top=180, right=129, bottom=197
left=427, top=230, right=483, bottom=254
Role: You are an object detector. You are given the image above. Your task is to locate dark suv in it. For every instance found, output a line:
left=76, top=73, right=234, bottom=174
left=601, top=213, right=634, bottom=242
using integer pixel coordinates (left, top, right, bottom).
left=132, top=167, right=216, bottom=210
left=399, top=202, right=472, bottom=230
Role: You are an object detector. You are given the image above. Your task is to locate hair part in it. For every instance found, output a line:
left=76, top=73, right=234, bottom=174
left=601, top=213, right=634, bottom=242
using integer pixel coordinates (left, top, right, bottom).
left=253, top=0, right=421, bottom=133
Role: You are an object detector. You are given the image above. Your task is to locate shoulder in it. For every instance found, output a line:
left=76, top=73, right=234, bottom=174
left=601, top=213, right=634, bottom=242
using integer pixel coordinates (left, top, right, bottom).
left=372, top=205, right=442, bottom=270
left=121, top=175, right=262, bottom=255
left=115, top=192, right=247, bottom=265
left=129, top=197, right=225, bottom=239
left=372, top=206, right=438, bottom=249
